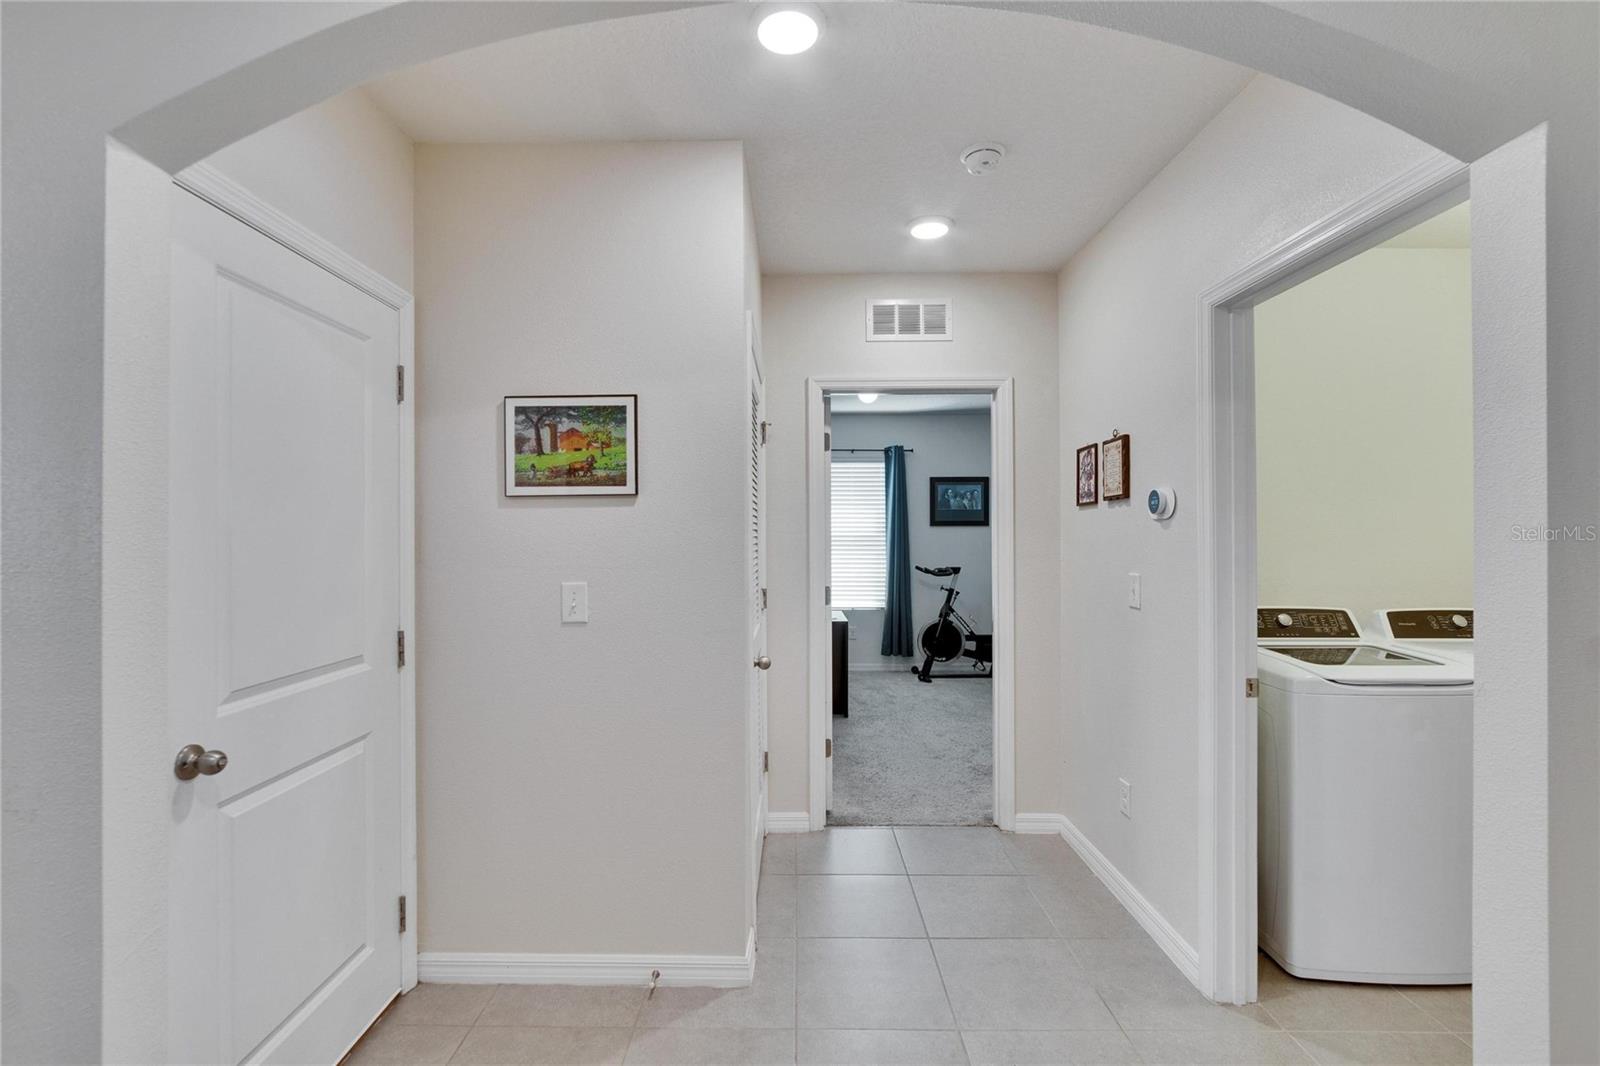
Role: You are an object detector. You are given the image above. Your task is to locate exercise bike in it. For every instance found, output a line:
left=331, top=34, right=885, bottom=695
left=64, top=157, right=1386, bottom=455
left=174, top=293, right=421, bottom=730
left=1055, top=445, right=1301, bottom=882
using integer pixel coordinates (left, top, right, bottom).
left=912, top=565, right=993, bottom=683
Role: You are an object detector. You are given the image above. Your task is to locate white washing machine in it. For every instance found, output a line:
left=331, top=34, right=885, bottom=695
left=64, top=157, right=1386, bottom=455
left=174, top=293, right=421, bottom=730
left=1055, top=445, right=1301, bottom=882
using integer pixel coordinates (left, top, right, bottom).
left=1257, top=607, right=1472, bottom=985
left=1369, top=608, right=1474, bottom=669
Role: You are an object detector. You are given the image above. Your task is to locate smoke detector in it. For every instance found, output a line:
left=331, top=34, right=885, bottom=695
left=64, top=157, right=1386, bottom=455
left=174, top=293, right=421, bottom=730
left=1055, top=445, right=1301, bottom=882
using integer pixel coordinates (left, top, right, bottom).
left=960, top=143, right=1006, bottom=176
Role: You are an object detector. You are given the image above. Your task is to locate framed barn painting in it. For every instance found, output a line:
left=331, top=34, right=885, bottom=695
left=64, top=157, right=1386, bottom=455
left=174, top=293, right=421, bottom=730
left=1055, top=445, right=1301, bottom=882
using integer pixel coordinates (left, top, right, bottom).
left=504, top=395, right=638, bottom=497
left=1075, top=442, right=1099, bottom=506
left=1101, top=432, right=1131, bottom=501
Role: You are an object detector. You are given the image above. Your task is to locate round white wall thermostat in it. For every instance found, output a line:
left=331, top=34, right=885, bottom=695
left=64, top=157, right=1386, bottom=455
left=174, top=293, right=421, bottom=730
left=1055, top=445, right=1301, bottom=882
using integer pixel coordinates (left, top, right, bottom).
left=1148, top=486, right=1176, bottom=520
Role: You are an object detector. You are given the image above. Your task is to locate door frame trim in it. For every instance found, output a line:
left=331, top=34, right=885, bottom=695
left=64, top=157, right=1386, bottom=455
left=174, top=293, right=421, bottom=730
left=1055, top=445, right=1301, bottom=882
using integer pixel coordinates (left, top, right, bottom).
left=174, top=164, right=411, bottom=310
left=804, top=376, right=1016, bottom=832
left=173, top=162, right=420, bottom=991
left=1193, top=152, right=1467, bottom=1004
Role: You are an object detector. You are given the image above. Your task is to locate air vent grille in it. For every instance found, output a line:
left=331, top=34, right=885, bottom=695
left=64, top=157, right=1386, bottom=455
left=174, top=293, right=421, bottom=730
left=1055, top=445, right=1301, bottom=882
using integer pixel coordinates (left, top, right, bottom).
left=866, top=299, right=953, bottom=342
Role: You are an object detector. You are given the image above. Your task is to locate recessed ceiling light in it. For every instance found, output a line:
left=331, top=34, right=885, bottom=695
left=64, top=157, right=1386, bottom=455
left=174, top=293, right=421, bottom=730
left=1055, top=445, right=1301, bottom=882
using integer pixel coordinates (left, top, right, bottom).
left=757, top=8, right=820, bottom=55
left=909, top=217, right=952, bottom=241
left=857, top=392, right=880, bottom=404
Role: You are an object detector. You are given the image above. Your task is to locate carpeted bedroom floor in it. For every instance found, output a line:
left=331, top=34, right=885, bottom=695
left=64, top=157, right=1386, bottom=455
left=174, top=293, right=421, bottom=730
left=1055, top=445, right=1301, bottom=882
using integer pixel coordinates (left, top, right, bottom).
left=829, top=670, right=992, bottom=826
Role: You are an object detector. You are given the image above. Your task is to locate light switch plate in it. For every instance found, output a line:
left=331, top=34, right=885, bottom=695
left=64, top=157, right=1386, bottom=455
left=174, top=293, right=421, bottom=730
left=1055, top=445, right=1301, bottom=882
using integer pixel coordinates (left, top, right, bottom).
left=1119, top=777, right=1132, bottom=818
left=1127, top=572, right=1141, bottom=610
left=561, top=581, right=588, bottom=623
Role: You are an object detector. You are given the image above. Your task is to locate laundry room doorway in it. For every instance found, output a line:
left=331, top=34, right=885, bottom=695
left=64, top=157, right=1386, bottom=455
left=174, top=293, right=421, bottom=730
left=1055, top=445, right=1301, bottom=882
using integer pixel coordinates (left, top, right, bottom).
left=1196, top=156, right=1475, bottom=1008
left=804, top=378, right=1017, bottom=833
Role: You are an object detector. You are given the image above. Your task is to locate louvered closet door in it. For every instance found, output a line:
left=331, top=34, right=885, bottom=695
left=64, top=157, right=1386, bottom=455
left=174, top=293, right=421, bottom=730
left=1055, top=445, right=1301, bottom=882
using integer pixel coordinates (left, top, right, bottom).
left=748, top=326, right=768, bottom=880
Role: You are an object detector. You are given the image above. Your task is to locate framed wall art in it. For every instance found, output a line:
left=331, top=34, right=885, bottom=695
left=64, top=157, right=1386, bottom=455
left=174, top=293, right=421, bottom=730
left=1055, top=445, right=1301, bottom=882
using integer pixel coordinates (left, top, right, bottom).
left=1101, top=432, right=1131, bottom=501
left=930, top=476, right=990, bottom=526
left=1075, top=442, right=1099, bottom=507
left=504, top=394, right=638, bottom=497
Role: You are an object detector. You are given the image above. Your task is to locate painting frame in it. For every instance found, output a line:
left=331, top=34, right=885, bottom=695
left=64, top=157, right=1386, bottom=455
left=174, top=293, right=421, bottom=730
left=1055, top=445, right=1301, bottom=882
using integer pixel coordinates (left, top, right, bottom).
left=1101, top=432, right=1131, bottom=501
left=929, top=476, right=990, bottom=527
left=1075, top=442, right=1099, bottom=507
left=503, top=394, right=638, bottom=497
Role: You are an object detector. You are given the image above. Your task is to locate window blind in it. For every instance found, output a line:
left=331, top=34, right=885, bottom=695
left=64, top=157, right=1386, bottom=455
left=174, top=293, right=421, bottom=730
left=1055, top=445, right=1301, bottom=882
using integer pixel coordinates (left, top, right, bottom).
left=831, top=458, right=887, bottom=610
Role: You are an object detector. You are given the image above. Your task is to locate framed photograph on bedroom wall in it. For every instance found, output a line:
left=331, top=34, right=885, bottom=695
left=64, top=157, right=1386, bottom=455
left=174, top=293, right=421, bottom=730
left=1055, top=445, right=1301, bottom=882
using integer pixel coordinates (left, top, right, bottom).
left=1101, top=432, right=1131, bottom=501
left=1075, top=443, right=1099, bottom=506
left=930, top=476, right=990, bottom=526
left=503, top=394, right=638, bottom=497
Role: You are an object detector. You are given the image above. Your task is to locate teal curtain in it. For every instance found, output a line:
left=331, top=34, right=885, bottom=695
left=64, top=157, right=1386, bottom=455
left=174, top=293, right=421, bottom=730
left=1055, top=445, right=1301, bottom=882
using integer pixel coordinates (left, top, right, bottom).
left=881, top=445, right=914, bottom=656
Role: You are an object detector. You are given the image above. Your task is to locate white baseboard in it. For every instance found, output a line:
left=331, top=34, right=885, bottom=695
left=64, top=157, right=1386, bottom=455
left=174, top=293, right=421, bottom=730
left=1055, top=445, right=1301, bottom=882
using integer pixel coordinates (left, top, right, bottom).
left=765, top=811, right=812, bottom=833
left=1012, top=812, right=1067, bottom=834
left=419, top=930, right=755, bottom=988
left=1054, top=814, right=1201, bottom=986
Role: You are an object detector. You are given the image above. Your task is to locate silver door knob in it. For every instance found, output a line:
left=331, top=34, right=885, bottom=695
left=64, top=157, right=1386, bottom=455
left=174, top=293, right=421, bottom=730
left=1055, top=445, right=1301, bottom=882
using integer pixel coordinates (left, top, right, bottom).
left=754, top=655, right=772, bottom=670
left=174, top=743, right=229, bottom=781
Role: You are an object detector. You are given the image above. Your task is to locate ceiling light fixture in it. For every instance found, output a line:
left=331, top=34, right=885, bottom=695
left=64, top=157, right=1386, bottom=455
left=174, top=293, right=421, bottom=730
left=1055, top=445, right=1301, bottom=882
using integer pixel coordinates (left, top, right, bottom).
left=857, top=392, right=880, bottom=404
left=909, top=216, right=952, bottom=241
left=756, top=7, right=821, bottom=55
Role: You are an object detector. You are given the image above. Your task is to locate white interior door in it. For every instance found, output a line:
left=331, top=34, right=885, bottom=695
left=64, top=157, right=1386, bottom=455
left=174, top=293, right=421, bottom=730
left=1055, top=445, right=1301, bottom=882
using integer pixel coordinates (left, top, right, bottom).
left=169, top=188, right=404, bottom=1065
left=822, top=399, right=834, bottom=814
left=748, top=319, right=769, bottom=890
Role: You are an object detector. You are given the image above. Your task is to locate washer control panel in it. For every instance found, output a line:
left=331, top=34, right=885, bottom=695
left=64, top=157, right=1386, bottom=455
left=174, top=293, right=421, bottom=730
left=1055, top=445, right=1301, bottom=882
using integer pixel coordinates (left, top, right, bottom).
left=1256, top=608, right=1360, bottom=639
left=1384, top=609, right=1473, bottom=639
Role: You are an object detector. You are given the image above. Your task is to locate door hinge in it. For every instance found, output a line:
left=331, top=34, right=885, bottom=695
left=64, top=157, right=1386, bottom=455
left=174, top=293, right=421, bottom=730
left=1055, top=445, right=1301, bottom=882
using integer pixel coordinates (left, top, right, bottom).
left=825, top=738, right=833, bottom=758
left=398, top=895, right=408, bottom=934
left=760, top=420, right=771, bottom=445
left=761, top=587, right=768, bottom=610
left=396, top=365, right=405, bottom=403
left=397, top=629, right=407, bottom=668
left=824, top=585, right=831, bottom=606
left=824, top=431, right=831, bottom=451
left=762, top=751, right=769, bottom=773
left=1245, top=677, right=1258, bottom=698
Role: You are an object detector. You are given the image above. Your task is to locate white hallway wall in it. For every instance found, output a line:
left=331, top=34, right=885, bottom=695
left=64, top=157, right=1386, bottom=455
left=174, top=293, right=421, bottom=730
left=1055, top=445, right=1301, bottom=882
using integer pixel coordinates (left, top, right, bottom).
left=830, top=410, right=993, bottom=670
left=203, top=88, right=415, bottom=291
left=762, top=273, right=1059, bottom=819
left=1254, top=246, right=1473, bottom=620
left=1055, top=76, right=1443, bottom=951
left=413, top=142, right=752, bottom=959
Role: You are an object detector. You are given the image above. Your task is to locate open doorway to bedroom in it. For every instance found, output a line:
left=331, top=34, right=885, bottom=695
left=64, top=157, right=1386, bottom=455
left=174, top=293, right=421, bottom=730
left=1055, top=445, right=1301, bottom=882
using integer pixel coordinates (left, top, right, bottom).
left=822, top=390, right=997, bottom=826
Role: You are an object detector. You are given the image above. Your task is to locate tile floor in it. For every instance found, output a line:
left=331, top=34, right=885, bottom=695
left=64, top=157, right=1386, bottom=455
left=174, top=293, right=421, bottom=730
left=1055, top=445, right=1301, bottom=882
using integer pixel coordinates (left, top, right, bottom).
left=345, top=827, right=1472, bottom=1065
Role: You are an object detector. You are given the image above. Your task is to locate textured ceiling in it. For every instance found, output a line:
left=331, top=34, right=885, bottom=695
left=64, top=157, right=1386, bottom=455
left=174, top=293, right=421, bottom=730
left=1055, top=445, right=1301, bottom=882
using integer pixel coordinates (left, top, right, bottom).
left=367, top=3, right=1253, bottom=274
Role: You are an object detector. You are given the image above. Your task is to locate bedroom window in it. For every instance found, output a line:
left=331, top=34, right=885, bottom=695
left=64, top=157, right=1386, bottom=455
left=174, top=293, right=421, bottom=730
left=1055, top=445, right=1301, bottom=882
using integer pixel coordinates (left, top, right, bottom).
left=830, top=457, right=887, bottom=610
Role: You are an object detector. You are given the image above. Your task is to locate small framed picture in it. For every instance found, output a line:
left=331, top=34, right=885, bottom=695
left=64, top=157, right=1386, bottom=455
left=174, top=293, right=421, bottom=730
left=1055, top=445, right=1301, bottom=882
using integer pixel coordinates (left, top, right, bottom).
left=1075, top=443, right=1099, bottom=506
left=504, top=394, right=638, bottom=497
left=1101, top=432, right=1131, bottom=501
left=930, top=477, right=990, bottom=526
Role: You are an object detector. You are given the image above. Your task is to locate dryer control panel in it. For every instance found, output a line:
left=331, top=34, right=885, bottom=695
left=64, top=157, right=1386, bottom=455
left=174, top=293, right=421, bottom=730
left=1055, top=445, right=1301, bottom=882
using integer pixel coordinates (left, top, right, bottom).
left=1384, top=609, right=1473, bottom=639
left=1257, top=608, right=1361, bottom=639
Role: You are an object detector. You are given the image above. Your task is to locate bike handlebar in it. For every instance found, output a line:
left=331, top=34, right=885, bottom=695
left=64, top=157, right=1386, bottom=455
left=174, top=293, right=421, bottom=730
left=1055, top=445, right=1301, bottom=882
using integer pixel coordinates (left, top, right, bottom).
left=916, top=565, right=961, bottom=577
